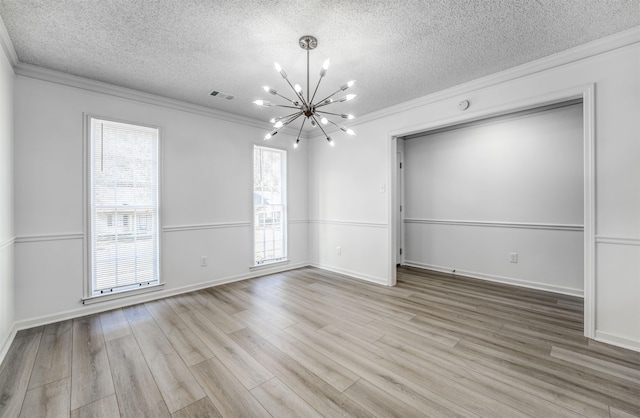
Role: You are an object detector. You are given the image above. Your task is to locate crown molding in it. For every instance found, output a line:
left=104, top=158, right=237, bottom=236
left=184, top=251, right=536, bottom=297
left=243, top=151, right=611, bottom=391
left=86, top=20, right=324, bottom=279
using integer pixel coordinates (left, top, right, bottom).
left=0, top=14, right=18, bottom=67
left=353, top=26, right=640, bottom=127
left=14, top=62, right=271, bottom=130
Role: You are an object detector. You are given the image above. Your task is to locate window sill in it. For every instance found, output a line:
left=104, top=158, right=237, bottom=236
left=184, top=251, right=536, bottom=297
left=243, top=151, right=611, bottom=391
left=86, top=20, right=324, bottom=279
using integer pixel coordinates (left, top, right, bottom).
left=82, top=283, right=164, bottom=305
left=250, top=259, right=290, bottom=271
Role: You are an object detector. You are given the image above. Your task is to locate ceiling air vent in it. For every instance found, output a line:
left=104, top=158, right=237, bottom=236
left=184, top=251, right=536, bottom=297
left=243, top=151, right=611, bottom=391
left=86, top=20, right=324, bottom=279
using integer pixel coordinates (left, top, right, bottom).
left=209, top=90, right=234, bottom=100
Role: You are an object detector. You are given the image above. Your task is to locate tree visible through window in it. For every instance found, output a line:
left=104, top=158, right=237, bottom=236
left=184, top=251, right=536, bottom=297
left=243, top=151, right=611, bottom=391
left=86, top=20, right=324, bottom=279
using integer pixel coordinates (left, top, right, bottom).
left=88, top=117, right=160, bottom=296
left=254, top=145, right=287, bottom=264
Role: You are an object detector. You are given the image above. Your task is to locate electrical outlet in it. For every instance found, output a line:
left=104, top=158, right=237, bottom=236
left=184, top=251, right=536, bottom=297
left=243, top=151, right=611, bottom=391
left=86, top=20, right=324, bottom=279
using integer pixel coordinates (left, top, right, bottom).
left=201, top=256, right=208, bottom=267
left=336, top=246, right=341, bottom=255
left=510, top=252, right=518, bottom=263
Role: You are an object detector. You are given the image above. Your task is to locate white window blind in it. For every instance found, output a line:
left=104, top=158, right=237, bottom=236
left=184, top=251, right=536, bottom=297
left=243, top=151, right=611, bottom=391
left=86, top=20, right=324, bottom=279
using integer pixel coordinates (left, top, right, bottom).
left=89, top=117, right=160, bottom=295
left=253, top=145, right=287, bottom=265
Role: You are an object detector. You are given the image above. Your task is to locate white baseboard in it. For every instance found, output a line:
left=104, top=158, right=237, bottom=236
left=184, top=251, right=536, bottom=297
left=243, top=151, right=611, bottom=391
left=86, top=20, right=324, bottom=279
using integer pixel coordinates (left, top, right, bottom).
left=595, top=330, right=640, bottom=353
left=403, top=260, right=584, bottom=297
left=308, top=262, right=390, bottom=286
left=0, top=324, right=18, bottom=368
left=13, top=262, right=310, bottom=332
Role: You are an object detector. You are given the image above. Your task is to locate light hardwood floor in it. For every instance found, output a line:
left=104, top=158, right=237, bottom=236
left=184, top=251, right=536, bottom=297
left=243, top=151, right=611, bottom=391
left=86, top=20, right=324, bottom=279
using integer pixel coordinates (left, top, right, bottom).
left=1, top=266, right=639, bottom=417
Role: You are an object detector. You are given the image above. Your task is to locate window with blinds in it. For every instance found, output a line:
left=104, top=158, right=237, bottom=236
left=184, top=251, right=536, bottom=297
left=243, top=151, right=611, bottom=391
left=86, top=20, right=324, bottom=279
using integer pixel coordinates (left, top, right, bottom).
left=88, top=117, right=160, bottom=296
left=253, top=145, right=287, bottom=265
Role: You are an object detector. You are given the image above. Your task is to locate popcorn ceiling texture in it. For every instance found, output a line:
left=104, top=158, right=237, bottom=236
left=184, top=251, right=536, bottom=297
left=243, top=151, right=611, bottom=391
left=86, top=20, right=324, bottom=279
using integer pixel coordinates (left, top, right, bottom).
left=0, top=0, right=638, bottom=124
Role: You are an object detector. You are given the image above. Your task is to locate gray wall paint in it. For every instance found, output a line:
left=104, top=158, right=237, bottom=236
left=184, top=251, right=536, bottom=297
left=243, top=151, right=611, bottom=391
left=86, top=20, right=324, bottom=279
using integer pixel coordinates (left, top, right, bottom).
left=0, top=42, right=14, bottom=359
left=402, top=104, right=584, bottom=294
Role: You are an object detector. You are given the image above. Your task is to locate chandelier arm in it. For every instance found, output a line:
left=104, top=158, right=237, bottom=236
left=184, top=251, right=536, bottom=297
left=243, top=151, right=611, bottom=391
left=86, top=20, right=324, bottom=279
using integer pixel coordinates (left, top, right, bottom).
left=309, top=75, right=324, bottom=105
left=273, top=104, right=303, bottom=110
left=315, top=110, right=348, bottom=118
left=296, top=118, right=307, bottom=141
left=324, top=118, right=340, bottom=128
left=311, top=115, right=331, bottom=139
left=275, top=92, right=299, bottom=104
left=314, top=98, right=342, bottom=109
left=323, top=117, right=355, bottom=135
left=283, top=77, right=308, bottom=107
left=281, top=112, right=304, bottom=127
left=273, top=111, right=301, bottom=122
left=314, top=89, right=343, bottom=107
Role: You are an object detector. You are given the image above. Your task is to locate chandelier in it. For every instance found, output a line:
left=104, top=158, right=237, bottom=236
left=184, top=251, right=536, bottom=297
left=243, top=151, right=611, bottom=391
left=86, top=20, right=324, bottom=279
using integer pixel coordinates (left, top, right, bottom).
left=253, top=35, right=356, bottom=148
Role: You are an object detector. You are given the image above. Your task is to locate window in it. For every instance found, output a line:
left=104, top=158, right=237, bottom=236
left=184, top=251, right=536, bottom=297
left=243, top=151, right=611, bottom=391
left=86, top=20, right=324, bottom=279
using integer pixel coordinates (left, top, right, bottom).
left=88, top=117, right=160, bottom=297
left=253, top=145, right=286, bottom=265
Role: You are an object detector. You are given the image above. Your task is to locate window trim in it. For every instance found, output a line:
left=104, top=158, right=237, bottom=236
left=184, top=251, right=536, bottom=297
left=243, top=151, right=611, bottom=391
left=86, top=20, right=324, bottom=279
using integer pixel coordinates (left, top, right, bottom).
left=83, top=114, right=163, bottom=301
left=252, top=144, right=288, bottom=267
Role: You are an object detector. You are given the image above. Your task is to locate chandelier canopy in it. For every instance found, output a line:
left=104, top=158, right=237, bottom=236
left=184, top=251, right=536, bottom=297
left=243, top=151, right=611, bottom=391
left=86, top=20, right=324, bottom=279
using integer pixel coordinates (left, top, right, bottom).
left=253, top=35, right=356, bottom=148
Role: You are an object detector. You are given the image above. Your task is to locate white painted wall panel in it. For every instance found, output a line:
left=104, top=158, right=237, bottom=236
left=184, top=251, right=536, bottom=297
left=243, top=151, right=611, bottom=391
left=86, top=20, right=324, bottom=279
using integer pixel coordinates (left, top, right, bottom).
left=0, top=43, right=14, bottom=361
left=595, top=242, right=640, bottom=348
left=405, top=223, right=584, bottom=295
left=309, top=222, right=389, bottom=285
left=404, top=104, right=583, bottom=224
left=14, top=239, right=84, bottom=321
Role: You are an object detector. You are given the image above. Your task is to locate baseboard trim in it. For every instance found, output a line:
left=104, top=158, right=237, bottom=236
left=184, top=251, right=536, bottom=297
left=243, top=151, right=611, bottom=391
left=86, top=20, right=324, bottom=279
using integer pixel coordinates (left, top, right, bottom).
left=308, top=262, right=390, bottom=286
left=403, top=260, right=584, bottom=297
left=595, top=330, right=640, bottom=353
left=0, top=324, right=18, bottom=368
left=13, top=261, right=310, bottom=332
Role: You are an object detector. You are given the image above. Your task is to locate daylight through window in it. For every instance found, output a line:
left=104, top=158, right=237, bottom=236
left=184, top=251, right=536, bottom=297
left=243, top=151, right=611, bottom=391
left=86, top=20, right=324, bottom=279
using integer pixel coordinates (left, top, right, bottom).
left=253, top=145, right=287, bottom=265
left=88, top=117, right=160, bottom=296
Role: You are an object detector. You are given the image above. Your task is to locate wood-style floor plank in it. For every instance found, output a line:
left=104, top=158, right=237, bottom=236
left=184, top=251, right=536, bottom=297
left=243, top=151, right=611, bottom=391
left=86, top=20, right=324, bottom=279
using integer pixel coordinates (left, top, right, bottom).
left=250, top=377, right=324, bottom=418
left=189, top=358, right=270, bottom=417
left=1, top=265, right=639, bottom=417
left=105, top=334, right=170, bottom=418
left=233, top=309, right=360, bottom=392
left=179, top=309, right=272, bottom=390
left=123, top=304, right=206, bottom=413
left=71, top=314, right=114, bottom=410
left=171, top=397, right=222, bottom=418
left=19, top=377, right=70, bottom=418
left=229, top=326, right=376, bottom=418
left=70, top=394, right=120, bottom=418
left=343, top=377, right=427, bottom=418
left=28, top=320, right=72, bottom=390
left=285, top=323, right=483, bottom=417
left=145, top=299, right=214, bottom=367
left=99, top=308, right=132, bottom=342
left=0, top=328, right=42, bottom=418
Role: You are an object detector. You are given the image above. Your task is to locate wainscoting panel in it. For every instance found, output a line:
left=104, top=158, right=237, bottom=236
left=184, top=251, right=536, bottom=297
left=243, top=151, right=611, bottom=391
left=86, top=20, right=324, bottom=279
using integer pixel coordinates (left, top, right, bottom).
left=404, top=221, right=584, bottom=296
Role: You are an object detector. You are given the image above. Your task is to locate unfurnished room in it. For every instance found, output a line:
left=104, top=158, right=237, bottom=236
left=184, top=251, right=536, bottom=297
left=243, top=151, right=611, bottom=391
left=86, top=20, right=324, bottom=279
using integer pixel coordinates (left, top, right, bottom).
left=0, top=1, right=639, bottom=417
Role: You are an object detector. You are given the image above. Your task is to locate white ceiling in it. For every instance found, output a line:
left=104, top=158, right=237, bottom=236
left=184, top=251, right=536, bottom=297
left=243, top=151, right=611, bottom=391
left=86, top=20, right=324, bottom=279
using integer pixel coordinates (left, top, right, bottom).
left=1, top=0, right=639, bottom=131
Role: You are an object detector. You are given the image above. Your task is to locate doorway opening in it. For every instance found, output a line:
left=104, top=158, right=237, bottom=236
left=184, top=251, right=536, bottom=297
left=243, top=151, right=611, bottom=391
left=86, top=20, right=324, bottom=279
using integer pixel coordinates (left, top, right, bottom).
left=388, top=85, right=595, bottom=338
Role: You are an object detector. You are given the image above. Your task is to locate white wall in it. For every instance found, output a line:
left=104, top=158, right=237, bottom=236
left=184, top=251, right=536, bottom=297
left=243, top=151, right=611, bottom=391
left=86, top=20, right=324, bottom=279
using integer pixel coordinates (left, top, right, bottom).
left=13, top=75, right=309, bottom=325
left=403, top=104, right=584, bottom=295
left=0, top=36, right=14, bottom=362
left=309, top=35, right=640, bottom=350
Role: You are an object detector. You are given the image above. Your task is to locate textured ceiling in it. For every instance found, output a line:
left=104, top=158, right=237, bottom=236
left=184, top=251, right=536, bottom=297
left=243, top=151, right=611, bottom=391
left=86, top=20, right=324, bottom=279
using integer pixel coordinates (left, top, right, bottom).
left=1, top=0, right=639, bottom=130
